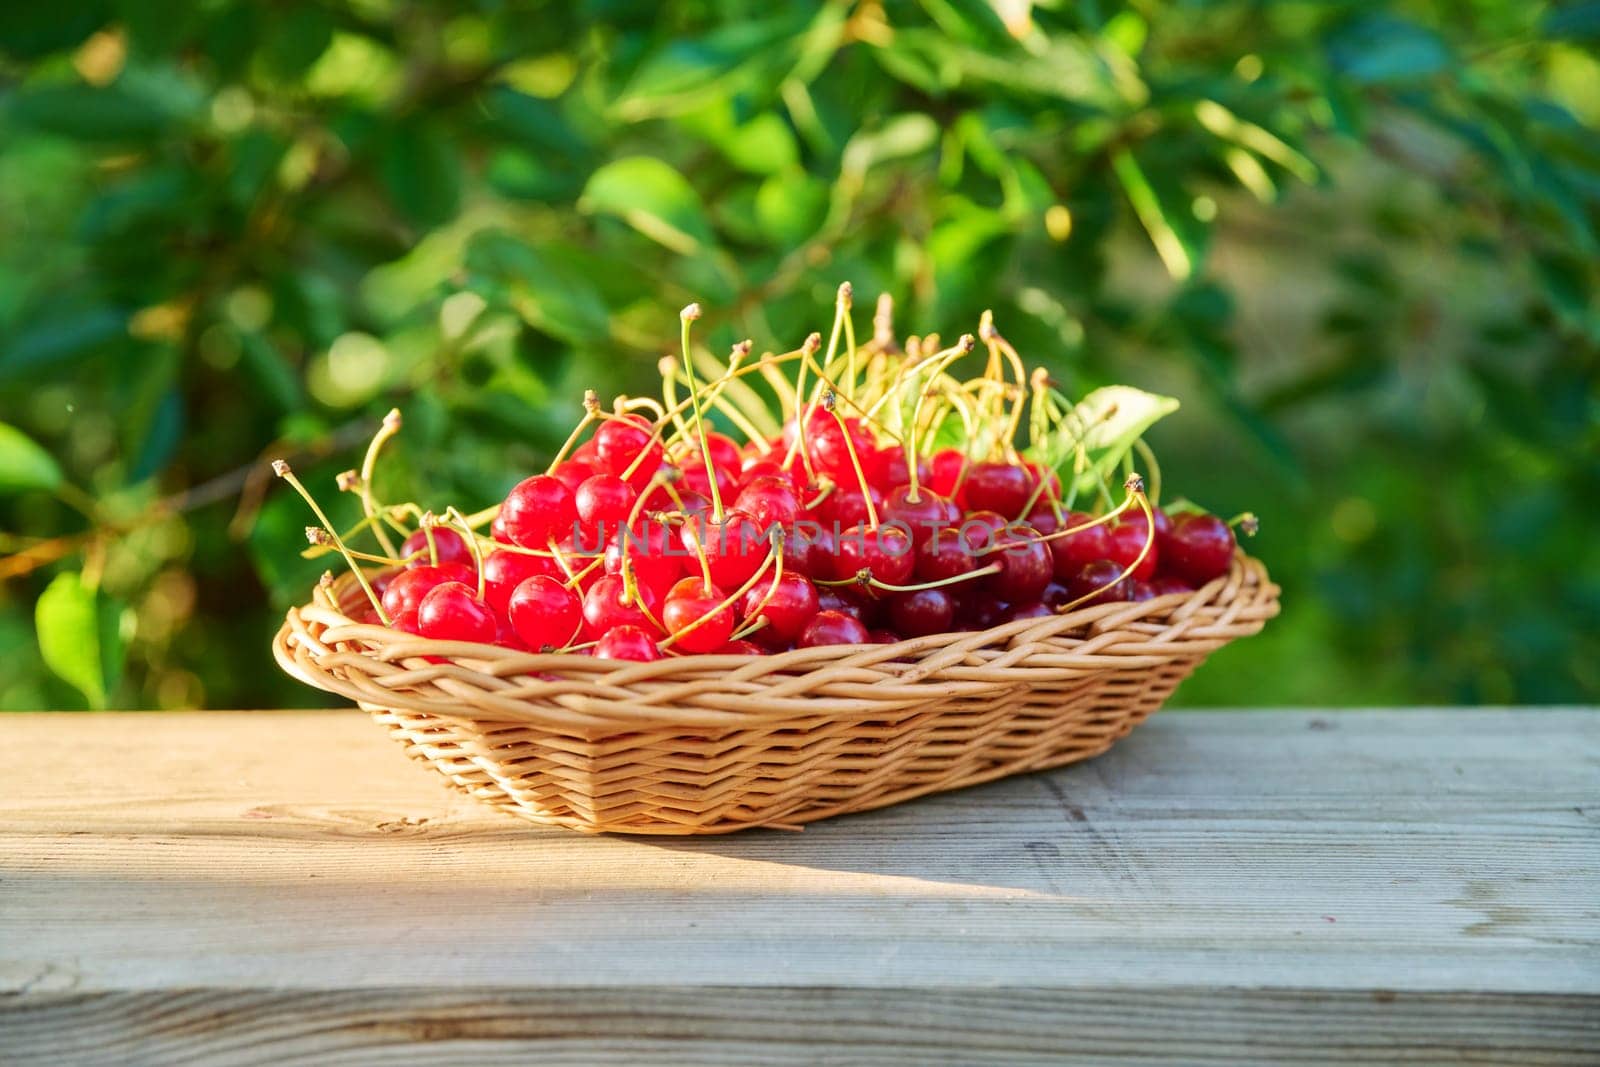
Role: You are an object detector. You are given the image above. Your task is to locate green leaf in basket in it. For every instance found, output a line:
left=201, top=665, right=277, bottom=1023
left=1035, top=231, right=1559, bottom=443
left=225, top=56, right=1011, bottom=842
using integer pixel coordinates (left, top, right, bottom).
left=0, top=421, right=63, bottom=494
left=35, top=572, right=125, bottom=710
left=1028, top=385, right=1180, bottom=495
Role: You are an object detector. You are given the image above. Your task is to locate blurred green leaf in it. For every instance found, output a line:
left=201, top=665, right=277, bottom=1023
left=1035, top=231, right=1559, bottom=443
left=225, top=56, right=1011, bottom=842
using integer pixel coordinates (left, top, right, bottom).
left=1543, top=3, right=1600, bottom=41
left=1327, top=16, right=1450, bottom=83
left=0, top=422, right=63, bottom=493
left=381, top=122, right=463, bottom=230
left=1, top=306, right=127, bottom=377
left=467, top=233, right=611, bottom=345
left=10, top=83, right=180, bottom=141
left=580, top=155, right=713, bottom=254
left=35, top=573, right=123, bottom=709
left=0, top=3, right=109, bottom=60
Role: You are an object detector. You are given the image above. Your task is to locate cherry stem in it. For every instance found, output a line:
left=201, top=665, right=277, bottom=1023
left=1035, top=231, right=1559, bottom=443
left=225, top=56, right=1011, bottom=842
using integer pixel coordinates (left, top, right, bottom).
left=838, top=282, right=857, bottom=403
left=823, top=392, right=879, bottom=527
left=545, top=394, right=599, bottom=474
left=1228, top=511, right=1260, bottom=536
left=1051, top=480, right=1154, bottom=616
left=864, top=562, right=1002, bottom=593
left=781, top=333, right=823, bottom=482
left=441, top=506, right=486, bottom=600
left=901, top=334, right=976, bottom=502
left=356, top=409, right=402, bottom=557
left=418, top=514, right=439, bottom=567
left=731, top=536, right=786, bottom=640
left=301, top=531, right=421, bottom=568
left=273, top=461, right=390, bottom=625
left=678, top=304, right=724, bottom=522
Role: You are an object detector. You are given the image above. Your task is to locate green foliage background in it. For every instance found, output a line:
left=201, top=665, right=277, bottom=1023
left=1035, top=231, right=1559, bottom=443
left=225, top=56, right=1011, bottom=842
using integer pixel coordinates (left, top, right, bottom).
left=1, top=0, right=1596, bottom=710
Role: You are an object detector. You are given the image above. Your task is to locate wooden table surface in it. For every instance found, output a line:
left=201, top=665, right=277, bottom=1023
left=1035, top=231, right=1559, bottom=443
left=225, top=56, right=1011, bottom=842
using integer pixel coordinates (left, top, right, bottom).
left=1, top=708, right=1596, bottom=1065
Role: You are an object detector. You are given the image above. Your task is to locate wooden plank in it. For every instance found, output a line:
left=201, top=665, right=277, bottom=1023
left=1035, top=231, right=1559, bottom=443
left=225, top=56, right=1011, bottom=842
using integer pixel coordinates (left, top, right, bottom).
left=1, top=708, right=1597, bottom=1065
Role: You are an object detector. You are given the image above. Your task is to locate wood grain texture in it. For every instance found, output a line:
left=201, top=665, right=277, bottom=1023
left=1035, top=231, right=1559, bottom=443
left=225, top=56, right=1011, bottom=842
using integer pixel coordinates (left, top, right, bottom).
left=2, top=708, right=1597, bottom=1065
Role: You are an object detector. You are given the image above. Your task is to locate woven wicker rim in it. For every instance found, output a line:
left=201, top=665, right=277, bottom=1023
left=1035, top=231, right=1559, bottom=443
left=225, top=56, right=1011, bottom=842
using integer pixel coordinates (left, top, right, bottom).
left=274, top=553, right=1280, bottom=732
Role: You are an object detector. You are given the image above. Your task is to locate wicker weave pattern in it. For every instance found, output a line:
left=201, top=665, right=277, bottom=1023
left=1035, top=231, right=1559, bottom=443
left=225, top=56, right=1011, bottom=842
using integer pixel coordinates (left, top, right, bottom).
left=273, top=554, right=1278, bottom=833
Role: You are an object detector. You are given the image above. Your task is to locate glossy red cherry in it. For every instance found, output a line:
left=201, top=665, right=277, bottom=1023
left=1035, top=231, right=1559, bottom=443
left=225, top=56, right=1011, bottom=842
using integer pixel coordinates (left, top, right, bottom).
left=1067, top=559, right=1129, bottom=606
left=482, top=548, right=559, bottom=614
left=698, top=432, right=742, bottom=474
left=551, top=459, right=599, bottom=495
left=734, top=475, right=802, bottom=531
left=956, top=591, right=1008, bottom=630
left=582, top=574, right=664, bottom=639
left=1148, top=576, right=1196, bottom=597
left=1050, top=511, right=1112, bottom=581
left=677, top=458, right=739, bottom=505
left=507, top=574, right=583, bottom=650
left=986, top=524, right=1052, bottom=602
left=888, top=588, right=955, bottom=637
left=1164, top=513, right=1236, bottom=584
left=662, top=576, right=735, bottom=653
left=681, top=511, right=767, bottom=589
left=817, top=483, right=883, bottom=529
left=832, top=523, right=914, bottom=588
left=381, top=562, right=475, bottom=618
left=962, top=461, right=1032, bottom=518
left=1106, top=520, right=1159, bottom=581
left=390, top=609, right=422, bottom=635
left=594, top=413, right=665, bottom=484
left=1008, top=600, right=1053, bottom=620
left=604, top=521, right=683, bottom=596
left=740, top=571, right=819, bottom=641
left=882, top=486, right=960, bottom=547
left=594, top=624, right=662, bottom=662
left=417, top=581, right=497, bottom=643
left=714, top=639, right=765, bottom=655
left=575, top=473, right=637, bottom=529
left=501, top=474, right=577, bottom=549
left=400, top=527, right=471, bottom=568
left=797, top=610, right=870, bottom=647
left=817, top=586, right=874, bottom=625
left=784, top=523, right=835, bottom=580
left=927, top=448, right=968, bottom=501
left=914, top=525, right=981, bottom=585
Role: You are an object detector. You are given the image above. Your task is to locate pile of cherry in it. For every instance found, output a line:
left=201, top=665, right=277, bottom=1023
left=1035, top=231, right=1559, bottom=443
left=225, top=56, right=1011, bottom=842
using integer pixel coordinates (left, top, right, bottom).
left=342, top=407, right=1239, bottom=662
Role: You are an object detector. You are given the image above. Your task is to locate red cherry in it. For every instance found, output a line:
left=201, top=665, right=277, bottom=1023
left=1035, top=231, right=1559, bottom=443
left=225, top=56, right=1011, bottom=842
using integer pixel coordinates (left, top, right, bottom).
left=390, top=609, right=422, bottom=635
left=927, top=449, right=967, bottom=500
left=699, top=432, right=742, bottom=474
left=501, top=474, right=577, bottom=549
left=784, top=523, right=835, bottom=580
left=738, top=456, right=797, bottom=489
left=1067, top=559, right=1129, bottom=606
left=670, top=488, right=713, bottom=516
left=962, top=510, right=1010, bottom=536
left=604, top=521, right=682, bottom=596
left=740, top=571, right=819, bottom=640
left=962, top=462, right=1032, bottom=518
left=817, top=483, right=883, bottom=529
left=582, top=574, right=664, bottom=638
left=714, top=639, right=765, bottom=655
left=574, top=472, right=638, bottom=531
left=986, top=523, right=1052, bottom=602
left=400, top=527, right=471, bottom=568
left=882, top=486, right=960, bottom=547
left=914, top=525, right=981, bottom=586
left=887, top=588, right=955, bottom=637
left=507, top=574, right=583, bottom=650
left=490, top=511, right=512, bottom=544
left=1148, top=576, right=1196, bottom=597
left=876, top=447, right=928, bottom=492
left=681, top=510, right=767, bottom=590
left=1164, top=513, right=1236, bottom=584
left=832, top=523, right=914, bottom=588
left=1007, top=600, right=1053, bottom=620
left=417, top=581, right=498, bottom=643
left=734, top=475, right=802, bottom=531
left=1050, top=511, right=1112, bottom=581
left=594, top=413, right=664, bottom=482
left=594, top=624, right=662, bottom=662
left=866, top=628, right=900, bottom=644
left=551, top=459, right=599, bottom=495
left=1105, top=520, right=1159, bottom=581
left=956, top=591, right=1008, bottom=630
left=381, top=563, right=474, bottom=618
left=483, top=548, right=559, bottom=614
left=817, top=585, right=876, bottom=625
left=1125, top=581, right=1158, bottom=602
left=798, top=610, right=870, bottom=647
left=662, top=576, right=735, bottom=653
left=678, top=459, right=739, bottom=505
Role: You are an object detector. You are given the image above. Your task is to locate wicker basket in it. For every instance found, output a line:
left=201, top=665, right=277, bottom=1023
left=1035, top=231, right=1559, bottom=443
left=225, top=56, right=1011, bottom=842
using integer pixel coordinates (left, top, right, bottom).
left=273, top=554, right=1278, bottom=834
